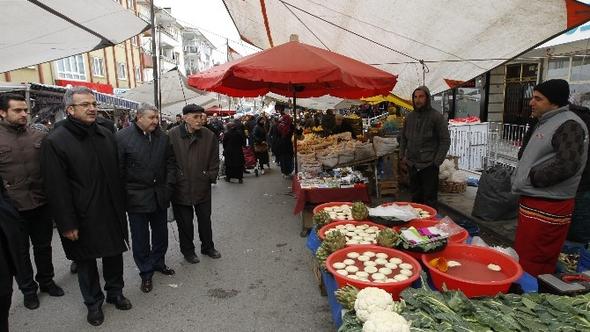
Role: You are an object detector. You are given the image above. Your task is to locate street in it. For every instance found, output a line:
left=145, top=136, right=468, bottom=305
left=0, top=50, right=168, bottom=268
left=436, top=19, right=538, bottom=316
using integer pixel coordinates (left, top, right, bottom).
left=8, top=167, right=333, bottom=332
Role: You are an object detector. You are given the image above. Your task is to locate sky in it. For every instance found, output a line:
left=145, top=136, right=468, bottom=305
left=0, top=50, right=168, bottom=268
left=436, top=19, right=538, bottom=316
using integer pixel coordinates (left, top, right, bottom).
left=154, top=0, right=259, bottom=63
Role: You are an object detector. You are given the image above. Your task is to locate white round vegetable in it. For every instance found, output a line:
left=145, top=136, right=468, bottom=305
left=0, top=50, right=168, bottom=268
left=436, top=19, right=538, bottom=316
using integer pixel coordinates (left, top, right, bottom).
left=343, top=259, right=356, bottom=265
left=346, top=231, right=357, bottom=237
left=400, top=269, right=413, bottom=277
left=364, top=266, right=378, bottom=274
left=385, top=278, right=396, bottom=283
left=363, top=261, right=377, bottom=267
left=375, top=253, right=389, bottom=259
left=374, top=258, right=389, bottom=265
left=357, top=255, right=370, bottom=262
left=345, top=265, right=359, bottom=273
left=394, top=274, right=409, bottom=281
left=389, top=257, right=403, bottom=264
left=384, top=263, right=397, bottom=269
left=336, top=269, right=348, bottom=276
left=347, top=275, right=359, bottom=280
left=488, top=264, right=502, bottom=272
left=347, top=252, right=360, bottom=259
left=358, top=224, right=369, bottom=229
left=399, top=263, right=413, bottom=270
left=364, top=228, right=376, bottom=234
left=333, top=262, right=346, bottom=269
left=371, top=272, right=386, bottom=281
left=447, top=260, right=462, bottom=268
left=359, top=241, right=371, bottom=244
left=378, top=267, right=393, bottom=275
left=355, top=271, right=369, bottom=278
left=363, top=251, right=376, bottom=258
left=353, top=287, right=395, bottom=322
left=335, top=225, right=346, bottom=229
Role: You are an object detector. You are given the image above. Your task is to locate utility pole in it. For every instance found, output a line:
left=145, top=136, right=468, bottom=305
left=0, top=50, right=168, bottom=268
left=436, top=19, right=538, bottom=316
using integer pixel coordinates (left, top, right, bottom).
left=150, top=0, right=159, bottom=109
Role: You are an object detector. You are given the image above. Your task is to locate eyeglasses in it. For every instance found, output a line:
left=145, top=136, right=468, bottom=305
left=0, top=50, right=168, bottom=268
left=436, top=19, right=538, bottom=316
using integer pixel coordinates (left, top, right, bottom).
left=71, top=102, right=98, bottom=108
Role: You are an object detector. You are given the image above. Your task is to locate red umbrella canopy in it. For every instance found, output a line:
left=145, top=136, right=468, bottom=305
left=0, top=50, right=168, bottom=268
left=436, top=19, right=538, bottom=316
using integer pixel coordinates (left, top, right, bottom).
left=187, top=40, right=397, bottom=99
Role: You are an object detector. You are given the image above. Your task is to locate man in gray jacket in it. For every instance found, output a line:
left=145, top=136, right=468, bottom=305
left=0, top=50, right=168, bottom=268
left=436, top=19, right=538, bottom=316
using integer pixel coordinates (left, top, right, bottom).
left=512, top=79, right=588, bottom=276
left=399, top=86, right=450, bottom=208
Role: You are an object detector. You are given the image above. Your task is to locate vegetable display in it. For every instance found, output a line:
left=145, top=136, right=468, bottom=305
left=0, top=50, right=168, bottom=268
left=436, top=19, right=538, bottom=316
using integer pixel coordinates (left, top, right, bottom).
left=324, top=223, right=381, bottom=245
left=331, top=250, right=415, bottom=284
left=316, top=231, right=347, bottom=269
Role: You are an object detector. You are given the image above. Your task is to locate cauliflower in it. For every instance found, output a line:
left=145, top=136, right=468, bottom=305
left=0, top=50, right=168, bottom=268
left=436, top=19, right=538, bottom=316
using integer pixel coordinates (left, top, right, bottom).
left=362, top=310, right=411, bottom=332
left=354, top=287, right=394, bottom=322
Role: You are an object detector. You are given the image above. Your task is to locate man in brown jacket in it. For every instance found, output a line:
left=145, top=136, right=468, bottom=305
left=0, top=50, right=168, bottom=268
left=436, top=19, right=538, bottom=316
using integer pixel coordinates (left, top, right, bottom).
left=0, top=93, right=64, bottom=310
left=169, top=104, right=220, bottom=263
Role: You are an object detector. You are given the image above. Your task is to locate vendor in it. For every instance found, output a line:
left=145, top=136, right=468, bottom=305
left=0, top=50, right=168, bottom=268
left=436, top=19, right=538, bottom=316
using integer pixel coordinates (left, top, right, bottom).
left=332, top=114, right=356, bottom=138
left=512, top=79, right=588, bottom=277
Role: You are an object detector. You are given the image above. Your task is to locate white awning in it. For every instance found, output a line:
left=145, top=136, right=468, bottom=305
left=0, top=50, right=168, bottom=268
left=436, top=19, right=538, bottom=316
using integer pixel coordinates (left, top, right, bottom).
left=0, top=0, right=149, bottom=73
left=222, top=0, right=590, bottom=99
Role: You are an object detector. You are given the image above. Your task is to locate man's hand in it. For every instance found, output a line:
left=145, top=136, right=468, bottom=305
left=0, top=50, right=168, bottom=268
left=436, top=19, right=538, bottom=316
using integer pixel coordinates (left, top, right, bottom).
left=63, top=229, right=79, bottom=241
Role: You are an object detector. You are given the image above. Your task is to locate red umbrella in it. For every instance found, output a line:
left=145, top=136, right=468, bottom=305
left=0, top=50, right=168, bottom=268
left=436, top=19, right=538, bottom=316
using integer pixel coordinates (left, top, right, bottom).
left=187, top=39, right=396, bottom=99
left=188, top=37, right=398, bottom=172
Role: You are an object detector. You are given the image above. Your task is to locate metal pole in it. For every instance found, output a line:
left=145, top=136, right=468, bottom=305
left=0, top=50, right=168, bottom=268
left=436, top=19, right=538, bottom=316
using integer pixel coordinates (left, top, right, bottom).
left=293, top=90, right=298, bottom=174
left=150, top=0, right=159, bottom=109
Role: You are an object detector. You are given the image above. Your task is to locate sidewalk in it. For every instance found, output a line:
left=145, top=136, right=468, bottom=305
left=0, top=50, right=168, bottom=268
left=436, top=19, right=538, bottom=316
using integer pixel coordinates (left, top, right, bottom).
left=438, top=186, right=517, bottom=246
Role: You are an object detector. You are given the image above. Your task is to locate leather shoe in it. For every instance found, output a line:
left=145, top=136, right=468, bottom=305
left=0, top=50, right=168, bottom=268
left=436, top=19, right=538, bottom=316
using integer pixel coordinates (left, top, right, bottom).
left=201, top=248, right=221, bottom=259
left=155, top=266, right=175, bottom=275
left=87, top=306, right=104, bottom=326
left=24, top=294, right=40, bottom=310
left=184, top=254, right=200, bottom=264
left=40, top=282, right=65, bottom=297
left=140, top=279, right=153, bottom=293
left=106, top=295, right=132, bottom=310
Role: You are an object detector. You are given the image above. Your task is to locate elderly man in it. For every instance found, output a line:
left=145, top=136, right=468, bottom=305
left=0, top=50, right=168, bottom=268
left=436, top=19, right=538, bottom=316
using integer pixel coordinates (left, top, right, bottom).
left=41, top=87, right=131, bottom=326
left=169, top=104, right=220, bottom=264
left=116, top=103, right=176, bottom=293
left=0, top=93, right=64, bottom=310
left=512, top=79, right=589, bottom=276
left=399, top=86, right=450, bottom=208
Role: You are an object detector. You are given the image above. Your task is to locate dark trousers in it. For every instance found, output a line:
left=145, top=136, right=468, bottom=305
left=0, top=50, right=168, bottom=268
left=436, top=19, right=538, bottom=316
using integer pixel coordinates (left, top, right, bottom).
left=15, top=205, right=54, bottom=296
left=409, top=165, right=439, bottom=208
left=0, top=293, right=10, bottom=332
left=280, top=154, right=294, bottom=175
left=76, top=254, right=124, bottom=310
left=128, top=209, right=168, bottom=281
left=172, top=200, right=214, bottom=256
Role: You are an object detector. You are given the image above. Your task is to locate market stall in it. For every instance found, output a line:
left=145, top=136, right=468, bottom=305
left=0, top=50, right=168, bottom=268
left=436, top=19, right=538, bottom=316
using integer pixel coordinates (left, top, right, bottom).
left=304, top=200, right=581, bottom=331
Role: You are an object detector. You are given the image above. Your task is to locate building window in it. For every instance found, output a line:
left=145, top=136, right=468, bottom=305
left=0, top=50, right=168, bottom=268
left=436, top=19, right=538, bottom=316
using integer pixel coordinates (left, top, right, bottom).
left=571, top=56, right=590, bottom=82
left=127, top=0, right=134, bottom=9
left=118, top=62, right=127, bottom=80
left=56, top=55, right=87, bottom=80
left=92, top=57, right=105, bottom=77
left=547, top=58, right=570, bottom=80
left=135, top=66, right=141, bottom=82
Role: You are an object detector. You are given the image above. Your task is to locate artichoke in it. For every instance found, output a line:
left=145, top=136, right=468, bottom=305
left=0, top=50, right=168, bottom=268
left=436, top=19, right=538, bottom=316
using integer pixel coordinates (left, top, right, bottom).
left=313, top=210, right=332, bottom=231
left=376, top=228, right=401, bottom=248
left=351, top=201, right=369, bottom=220
left=316, top=231, right=347, bottom=270
left=335, top=285, right=359, bottom=310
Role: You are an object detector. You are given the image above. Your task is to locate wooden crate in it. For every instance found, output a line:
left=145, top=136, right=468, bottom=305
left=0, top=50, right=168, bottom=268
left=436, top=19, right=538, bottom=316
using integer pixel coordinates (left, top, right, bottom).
left=379, top=179, right=399, bottom=196
left=310, top=255, right=327, bottom=296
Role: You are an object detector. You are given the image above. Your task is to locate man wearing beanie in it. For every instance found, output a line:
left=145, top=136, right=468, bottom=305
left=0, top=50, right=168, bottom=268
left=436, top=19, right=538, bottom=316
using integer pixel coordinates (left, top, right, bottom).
left=168, top=104, right=220, bottom=264
left=399, top=86, right=450, bottom=208
left=512, top=79, right=589, bottom=276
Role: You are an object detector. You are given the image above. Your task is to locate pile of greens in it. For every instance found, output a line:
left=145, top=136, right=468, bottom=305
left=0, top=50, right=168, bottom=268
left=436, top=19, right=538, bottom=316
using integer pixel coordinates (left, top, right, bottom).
left=339, top=284, right=590, bottom=332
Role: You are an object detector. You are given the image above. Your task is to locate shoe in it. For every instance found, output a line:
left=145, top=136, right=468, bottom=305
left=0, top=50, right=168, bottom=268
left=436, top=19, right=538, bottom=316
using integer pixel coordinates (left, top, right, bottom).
left=87, top=306, right=104, bottom=326
left=238, top=179, right=243, bottom=184
left=70, top=261, right=78, bottom=274
left=140, top=279, right=153, bottom=293
left=155, top=266, right=175, bottom=276
left=40, top=282, right=65, bottom=297
left=244, top=170, right=251, bottom=174
left=300, top=228, right=311, bottom=238
left=106, top=295, right=132, bottom=310
left=24, top=294, right=40, bottom=310
left=201, top=248, right=221, bottom=259
left=184, top=254, right=200, bottom=264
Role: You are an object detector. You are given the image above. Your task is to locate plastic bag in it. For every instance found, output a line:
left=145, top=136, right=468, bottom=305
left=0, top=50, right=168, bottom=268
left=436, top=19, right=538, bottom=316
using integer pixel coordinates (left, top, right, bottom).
left=317, top=152, right=339, bottom=168
left=372, top=136, right=398, bottom=156
left=450, top=170, right=468, bottom=183
left=354, top=142, right=376, bottom=161
left=472, top=165, right=519, bottom=221
left=338, top=148, right=355, bottom=164
left=368, top=204, right=419, bottom=221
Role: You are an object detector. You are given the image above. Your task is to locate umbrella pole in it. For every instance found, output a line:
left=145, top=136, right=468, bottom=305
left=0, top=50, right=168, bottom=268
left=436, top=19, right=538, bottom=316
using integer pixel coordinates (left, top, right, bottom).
left=293, top=91, right=298, bottom=174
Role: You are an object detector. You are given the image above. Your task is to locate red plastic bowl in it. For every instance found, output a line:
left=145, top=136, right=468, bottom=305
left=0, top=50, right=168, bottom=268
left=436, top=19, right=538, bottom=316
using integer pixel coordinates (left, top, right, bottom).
left=326, top=245, right=422, bottom=300
left=379, top=202, right=437, bottom=220
left=318, top=221, right=384, bottom=242
left=421, top=243, right=523, bottom=298
left=313, top=202, right=352, bottom=215
left=393, top=220, right=469, bottom=244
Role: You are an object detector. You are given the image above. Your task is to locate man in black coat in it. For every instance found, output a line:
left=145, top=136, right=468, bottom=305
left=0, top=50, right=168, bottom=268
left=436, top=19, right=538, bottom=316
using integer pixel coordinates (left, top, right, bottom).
left=41, top=87, right=132, bottom=326
left=0, top=177, right=25, bottom=332
left=116, top=103, right=176, bottom=293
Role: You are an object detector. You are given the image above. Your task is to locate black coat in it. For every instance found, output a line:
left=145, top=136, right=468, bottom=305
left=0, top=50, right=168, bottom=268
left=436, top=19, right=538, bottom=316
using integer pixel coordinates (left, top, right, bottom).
left=0, top=177, right=24, bottom=296
left=116, top=123, right=176, bottom=213
left=223, top=127, right=246, bottom=168
left=41, top=119, right=128, bottom=261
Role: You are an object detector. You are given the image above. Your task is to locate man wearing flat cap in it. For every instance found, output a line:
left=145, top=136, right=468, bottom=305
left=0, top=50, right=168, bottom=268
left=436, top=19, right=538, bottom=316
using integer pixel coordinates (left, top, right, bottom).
left=512, top=79, right=589, bottom=276
left=168, top=104, right=220, bottom=264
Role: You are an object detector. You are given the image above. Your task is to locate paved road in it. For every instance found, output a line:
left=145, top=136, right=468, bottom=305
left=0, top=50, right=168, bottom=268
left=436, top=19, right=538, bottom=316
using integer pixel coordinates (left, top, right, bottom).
left=8, top=167, right=333, bottom=331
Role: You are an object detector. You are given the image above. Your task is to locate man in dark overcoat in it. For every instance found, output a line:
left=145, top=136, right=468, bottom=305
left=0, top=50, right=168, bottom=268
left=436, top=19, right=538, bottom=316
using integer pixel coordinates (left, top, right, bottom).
left=41, top=87, right=132, bottom=326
